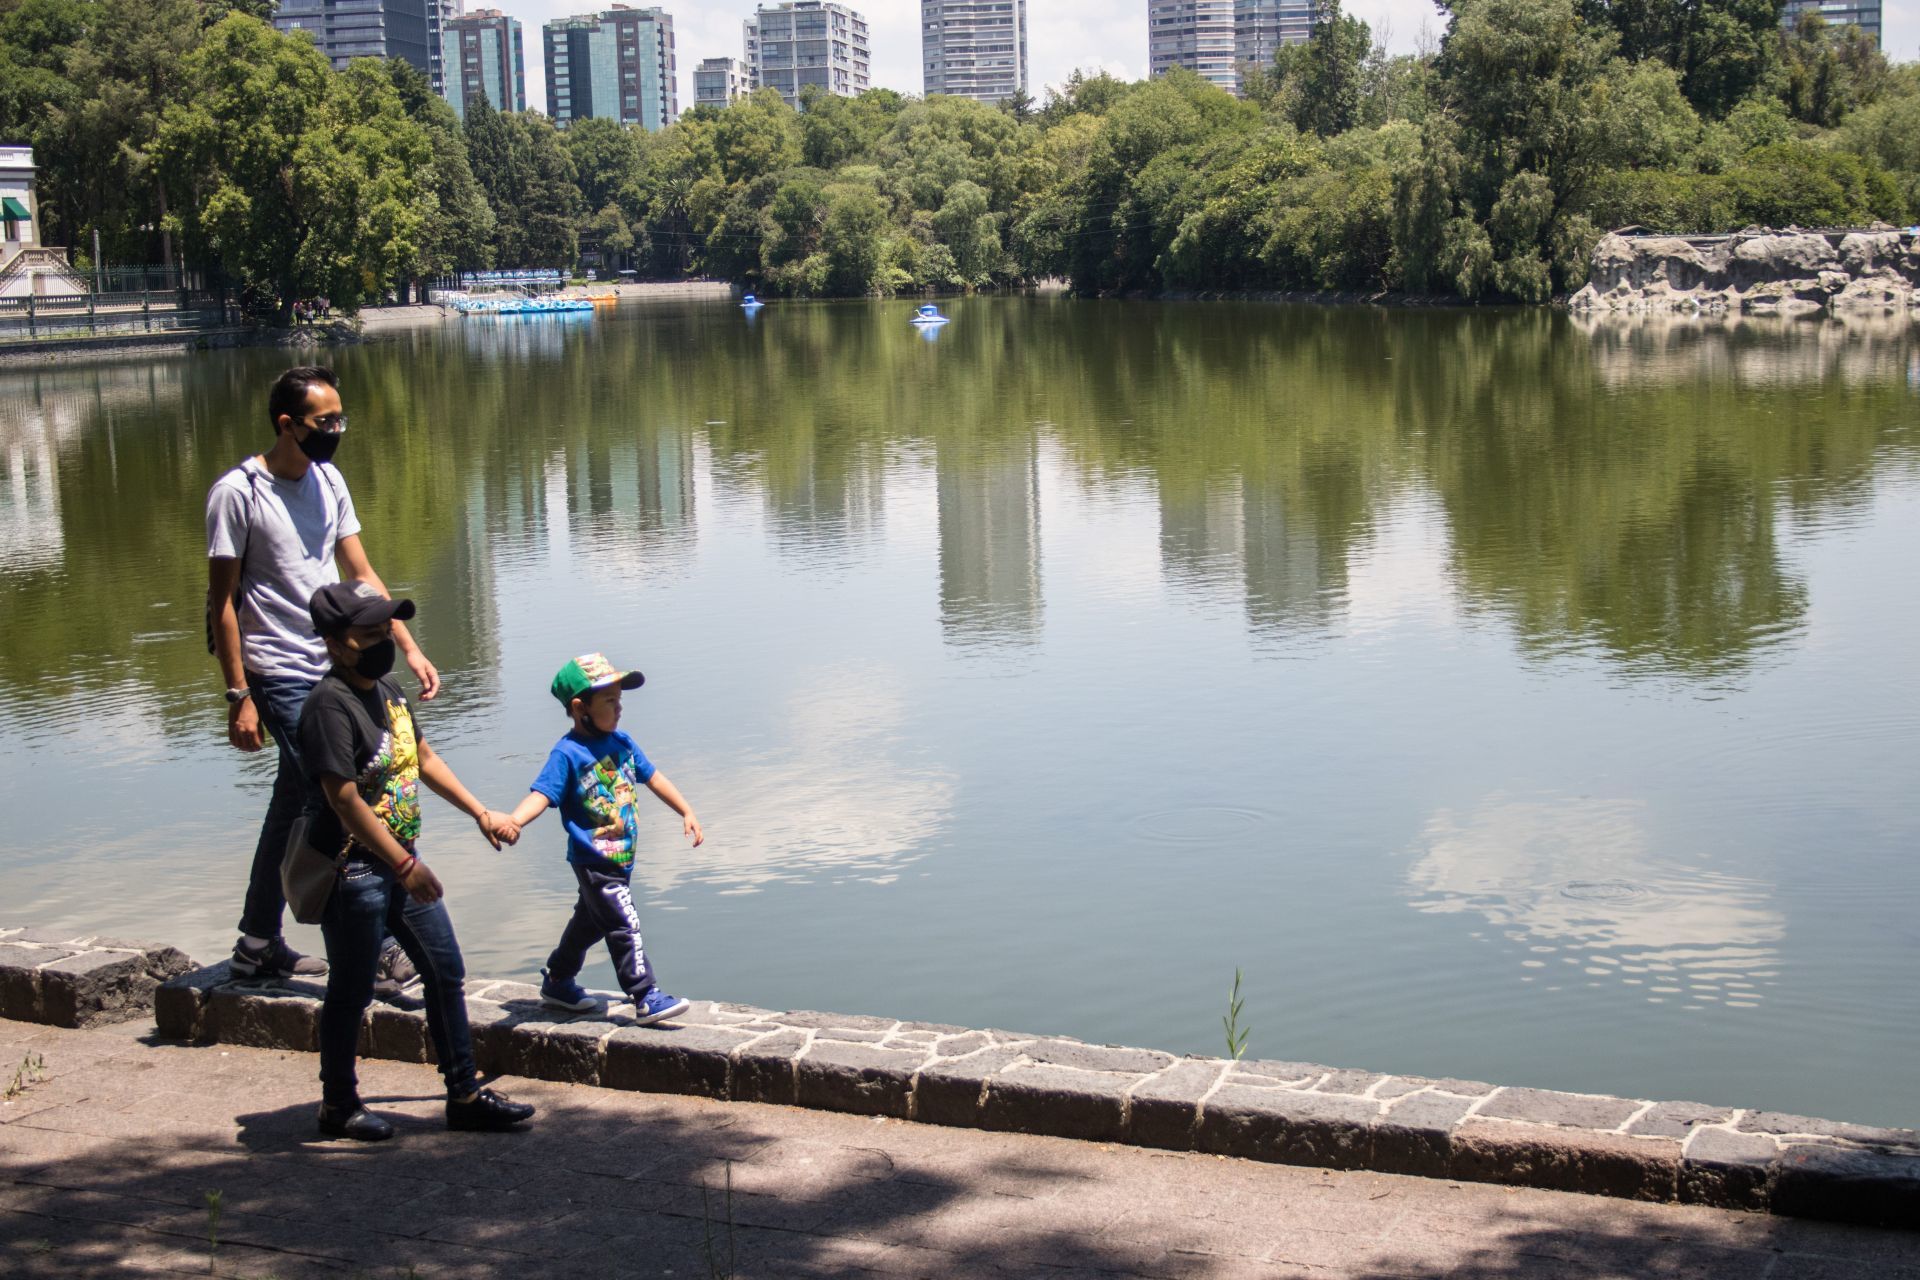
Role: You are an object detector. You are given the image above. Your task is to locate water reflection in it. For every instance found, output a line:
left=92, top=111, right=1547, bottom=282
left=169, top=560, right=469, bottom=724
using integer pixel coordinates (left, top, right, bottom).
left=1408, top=795, right=1784, bottom=1009
left=937, top=434, right=1042, bottom=646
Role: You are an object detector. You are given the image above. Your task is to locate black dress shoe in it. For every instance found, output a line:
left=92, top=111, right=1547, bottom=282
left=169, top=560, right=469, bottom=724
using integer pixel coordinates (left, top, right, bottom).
left=446, top=1087, right=536, bottom=1131
left=317, top=1101, right=395, bottom=1142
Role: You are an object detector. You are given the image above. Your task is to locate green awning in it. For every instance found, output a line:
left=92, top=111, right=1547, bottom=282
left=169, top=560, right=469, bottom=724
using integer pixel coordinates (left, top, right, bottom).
left=0, top=197, right=28, bottom=220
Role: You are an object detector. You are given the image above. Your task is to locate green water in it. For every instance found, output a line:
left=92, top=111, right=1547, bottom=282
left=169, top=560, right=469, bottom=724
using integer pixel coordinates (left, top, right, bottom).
left=2, top=298, right=1917, bottom=1126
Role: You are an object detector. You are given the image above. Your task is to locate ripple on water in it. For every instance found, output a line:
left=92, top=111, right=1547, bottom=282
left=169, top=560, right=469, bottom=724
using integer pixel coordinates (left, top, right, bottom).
left=1133, top=804, right=1274, bottom=845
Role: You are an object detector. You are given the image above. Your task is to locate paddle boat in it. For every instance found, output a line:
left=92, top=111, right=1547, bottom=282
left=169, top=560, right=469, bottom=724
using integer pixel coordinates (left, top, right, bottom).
left=454, top=296, right=594, bottom=317
left=741, top=293, right=766, bottom=311
left=911, top=304, right=950, bottom=327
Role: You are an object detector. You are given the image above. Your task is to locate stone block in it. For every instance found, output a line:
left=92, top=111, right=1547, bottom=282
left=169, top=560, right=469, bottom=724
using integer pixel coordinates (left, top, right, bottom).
left=1679, top=1127, right=1778, bottom=1211
left=207, top=988, right=319, bottom=1052
left=1374, top=1091, right=1476, bottom=1179
left=1313, top=1069, right=1386, bottom=1097
left=912, top=1045, right=1023, bottom=1128
left=0, top=946, right=42, bottom=1022
left=155, top=963, right=230, bottom=1042
left=780, top=1010, right=896, bottom=1032
left=1628, top=1101, right=1732, bottom=1140
left=465, top=999, right=525, bottom=1076
left=1475, top=1087, right=1641, bottom=1132
left=1228, top=1059, right=1324, bottom=1087
left=1771, top=1144, right=1920, bottom=1228
left=603, top=1024, right=750, bottom=1097
left=795, top=1040, right=925, bottom=1118
left=1128, top=1058, right=1225, bottom=1151
left=365, top=1003, right=431, bottom=1063
left=983, top=1063, right=1132, bottom=1143
left=731, top=1031, right=807, bottom=1105
left=1736, top=1111, right=1913, bottom=1147
left=930, top=1030, right=990, bottom=1057
left=1198, top=1084, right=1376, bottom=1170
left=1025, top=1039, right=1172, bottom=1076
left=36, top=950, right=146, bottom=1028
left=522, top=1020, right=610, bottom=1085
left=1451, top=1120, right=1679, bottom=1201
left=14, top=928, right=82, bottom=945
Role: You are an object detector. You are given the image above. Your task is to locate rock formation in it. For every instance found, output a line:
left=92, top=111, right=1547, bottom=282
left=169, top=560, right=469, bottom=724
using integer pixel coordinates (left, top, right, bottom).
left=1570, top=228, right=1920, bottom=314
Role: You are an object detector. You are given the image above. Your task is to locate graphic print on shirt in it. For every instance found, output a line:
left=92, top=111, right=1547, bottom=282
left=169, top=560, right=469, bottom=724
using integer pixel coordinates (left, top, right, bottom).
left=360, top=698, right=422, bottom=843
left=580, top=753, right=642, bottom=868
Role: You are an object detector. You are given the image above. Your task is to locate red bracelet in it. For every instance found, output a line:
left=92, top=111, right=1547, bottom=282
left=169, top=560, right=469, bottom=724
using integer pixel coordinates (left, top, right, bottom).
left=397, top=853, right=418, bottom=879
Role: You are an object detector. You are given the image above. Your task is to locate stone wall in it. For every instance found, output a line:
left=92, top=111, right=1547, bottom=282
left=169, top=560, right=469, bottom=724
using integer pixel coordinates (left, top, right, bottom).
left=1570, top=229, right=1920, bottom=315
left=0, top=927, right=193, bottom=1028
left=150, top=959, right=1920, bottom=1230
left=5, top=924, right=1914, bottom=1228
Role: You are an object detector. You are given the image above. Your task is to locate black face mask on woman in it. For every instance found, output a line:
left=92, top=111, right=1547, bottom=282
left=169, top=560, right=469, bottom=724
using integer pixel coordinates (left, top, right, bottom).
left=350, top=638, right=397, bottom=680
left=297, top=424, right=343, bottom=465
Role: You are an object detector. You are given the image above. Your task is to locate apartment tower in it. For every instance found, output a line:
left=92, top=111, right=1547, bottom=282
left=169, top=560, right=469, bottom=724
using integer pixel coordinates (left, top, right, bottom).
left=544, top=6, right=679, bottom=130
left=441, top=9, right=526, bottom=119
left=745, top=1, right=870, bottom=106
left=922, top=0, right=1028, bottom=103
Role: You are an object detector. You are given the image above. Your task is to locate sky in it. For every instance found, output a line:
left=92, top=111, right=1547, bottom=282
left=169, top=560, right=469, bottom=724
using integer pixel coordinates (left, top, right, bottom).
left=491, top=0, right=1919, bottom=122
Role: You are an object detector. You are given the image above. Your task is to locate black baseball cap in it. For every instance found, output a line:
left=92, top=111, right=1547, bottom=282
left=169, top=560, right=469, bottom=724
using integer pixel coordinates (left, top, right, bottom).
left=309, top=581, right=416, bottom=637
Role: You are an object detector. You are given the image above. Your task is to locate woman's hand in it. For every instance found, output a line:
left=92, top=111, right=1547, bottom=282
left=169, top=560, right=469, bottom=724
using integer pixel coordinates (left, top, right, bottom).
left=400, top=858, right=444, bottom=904
left=475, top=809, right=516, bottom=848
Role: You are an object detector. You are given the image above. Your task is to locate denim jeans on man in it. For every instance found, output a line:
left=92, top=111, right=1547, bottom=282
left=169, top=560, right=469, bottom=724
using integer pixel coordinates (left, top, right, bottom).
left=318, top=859, right=478, bottom=1108
left=240, top=673, right=320, bottom=939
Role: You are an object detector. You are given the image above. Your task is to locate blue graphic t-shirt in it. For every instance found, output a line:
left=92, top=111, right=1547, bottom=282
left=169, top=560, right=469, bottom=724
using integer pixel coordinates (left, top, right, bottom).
left=530, top=729, right=657, bottom=873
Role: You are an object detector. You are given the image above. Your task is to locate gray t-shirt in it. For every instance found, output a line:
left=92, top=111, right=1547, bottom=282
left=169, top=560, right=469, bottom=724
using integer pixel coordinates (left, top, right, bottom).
left=205, top=457, right=362, bottom=681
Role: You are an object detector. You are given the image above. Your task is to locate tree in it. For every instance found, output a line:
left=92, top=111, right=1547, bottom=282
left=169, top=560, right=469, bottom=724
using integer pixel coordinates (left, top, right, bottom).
left=1274, top=0, right=1372, bottom=137
left=1576, top=0, right=1783, bottom=117
left=155, top=13, right=431, bottom=316
left=377, top=59, right=493, bottom=282
left=932, top=178, right=1001, bottom=284
left=1778, top=12, right=1888, bottom=127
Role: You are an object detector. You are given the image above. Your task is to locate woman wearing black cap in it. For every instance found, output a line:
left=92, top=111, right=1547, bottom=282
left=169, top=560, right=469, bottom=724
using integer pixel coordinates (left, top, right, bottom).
left=296, top=581, right=535, bottom=1141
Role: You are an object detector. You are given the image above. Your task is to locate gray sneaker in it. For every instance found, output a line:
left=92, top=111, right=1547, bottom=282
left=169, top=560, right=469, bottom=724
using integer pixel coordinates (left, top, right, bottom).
left=230, top=936, right=327, bottom=979
left=373, top=941, right=418, bottom=999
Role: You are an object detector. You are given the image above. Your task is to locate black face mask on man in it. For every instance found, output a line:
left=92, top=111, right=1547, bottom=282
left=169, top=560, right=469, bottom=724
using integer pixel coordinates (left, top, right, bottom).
left=297, top=423, right=343, bottom=465
left=351, top=638, right=397, bottom=679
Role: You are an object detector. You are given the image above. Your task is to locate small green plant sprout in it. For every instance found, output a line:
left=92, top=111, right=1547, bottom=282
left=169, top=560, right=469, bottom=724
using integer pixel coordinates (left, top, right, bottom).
left=1223, top=968, right=1251, bottom=1061
left=203, top=1189, right=222, bottom=1273
left=4, top=1051, right=46, bottom=1100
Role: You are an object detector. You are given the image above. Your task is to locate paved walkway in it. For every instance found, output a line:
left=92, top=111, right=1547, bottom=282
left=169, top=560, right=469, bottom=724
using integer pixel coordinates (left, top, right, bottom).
left=0, top=1018, right=1912, bottom=1279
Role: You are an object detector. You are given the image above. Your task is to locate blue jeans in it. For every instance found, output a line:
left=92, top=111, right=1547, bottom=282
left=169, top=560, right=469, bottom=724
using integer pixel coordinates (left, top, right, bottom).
left=240, top=673, right=319, bottom=939
left=318, top=860, right=478, bottom=1108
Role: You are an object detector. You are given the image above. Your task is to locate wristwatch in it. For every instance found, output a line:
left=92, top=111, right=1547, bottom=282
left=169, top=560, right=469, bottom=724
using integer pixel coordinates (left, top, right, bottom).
left=225, top=687, right=252, bottom=705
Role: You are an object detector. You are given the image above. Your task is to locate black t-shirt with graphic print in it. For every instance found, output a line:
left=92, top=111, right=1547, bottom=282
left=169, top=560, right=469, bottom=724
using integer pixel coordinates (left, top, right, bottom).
left=296, top=671, right=425, bottom=859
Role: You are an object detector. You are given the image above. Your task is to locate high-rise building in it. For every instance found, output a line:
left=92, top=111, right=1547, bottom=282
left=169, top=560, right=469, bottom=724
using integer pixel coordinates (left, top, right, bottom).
left=544, top=6, right=679, bottom=130
left=1234, top=0, right=1313, bottom=70
left=747, top=1, right=870, bottom=106
left=441, top=9, right=525, bottom=119
left=1780, top=0, right=1881, bottom=44
left=921, top=0, right=1027, bottom=103
left=742, top=16, right=761, bottom=85
left=695, top=56, right=750, bottom=108
left=1148, top=0, right=1238, bottom=92
left=426, top=0, right=460, bottom=96
left=274, top=0, right=435, bottom=79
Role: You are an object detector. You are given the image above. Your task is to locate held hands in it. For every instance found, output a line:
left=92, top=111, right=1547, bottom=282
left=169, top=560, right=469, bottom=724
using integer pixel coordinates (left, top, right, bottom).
left=474, top=809, right=519, bottom=849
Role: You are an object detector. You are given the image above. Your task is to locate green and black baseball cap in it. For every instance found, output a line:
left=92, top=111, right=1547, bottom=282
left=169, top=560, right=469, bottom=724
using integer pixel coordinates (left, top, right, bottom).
left=551, top=652, right=644, bottom=708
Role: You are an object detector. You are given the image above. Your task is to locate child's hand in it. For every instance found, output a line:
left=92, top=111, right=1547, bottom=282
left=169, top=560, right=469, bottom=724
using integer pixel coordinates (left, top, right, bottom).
left=683, top=812, right=704, bottom=847
left=496, top=818, right=521, bottom=846
left=474, top=809, right=509, bottom=850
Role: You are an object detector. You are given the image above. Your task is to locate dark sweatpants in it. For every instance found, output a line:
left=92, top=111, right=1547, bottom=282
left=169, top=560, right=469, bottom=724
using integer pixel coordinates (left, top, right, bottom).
left=545, top=864, right=657, bottom=997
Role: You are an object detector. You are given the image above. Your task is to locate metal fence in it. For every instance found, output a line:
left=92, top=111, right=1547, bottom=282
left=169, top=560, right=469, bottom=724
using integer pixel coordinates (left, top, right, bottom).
left=0, top=289, right=230, bottom=340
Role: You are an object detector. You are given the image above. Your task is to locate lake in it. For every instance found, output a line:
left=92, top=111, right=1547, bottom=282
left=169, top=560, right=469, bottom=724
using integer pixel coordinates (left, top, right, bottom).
left=2, top=296, right=1916, bottom=1126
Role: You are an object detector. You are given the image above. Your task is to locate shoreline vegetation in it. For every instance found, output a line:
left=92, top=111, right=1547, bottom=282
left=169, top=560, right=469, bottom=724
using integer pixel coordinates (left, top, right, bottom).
left=2, top=0, right=1917, bottom=321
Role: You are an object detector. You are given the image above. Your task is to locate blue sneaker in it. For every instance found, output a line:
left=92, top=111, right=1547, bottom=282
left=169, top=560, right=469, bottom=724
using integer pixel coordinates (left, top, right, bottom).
left=539, top=969, right=598, bottom=1012
left=632, top=987, right=691, bottom=1026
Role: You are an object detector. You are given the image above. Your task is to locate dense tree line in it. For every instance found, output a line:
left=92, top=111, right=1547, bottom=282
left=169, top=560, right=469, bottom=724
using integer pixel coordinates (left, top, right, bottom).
left=1, top=0, right=1912, bottom=311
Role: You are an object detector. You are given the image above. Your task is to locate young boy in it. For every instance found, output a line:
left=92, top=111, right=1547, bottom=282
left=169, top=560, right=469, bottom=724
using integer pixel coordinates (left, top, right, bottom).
left=504, top=653, right=703, bottom=1025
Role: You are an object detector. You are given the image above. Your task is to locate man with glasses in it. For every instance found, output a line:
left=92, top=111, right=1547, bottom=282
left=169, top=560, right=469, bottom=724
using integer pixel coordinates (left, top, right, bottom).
left=206, top=366, right=440, bottom=987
